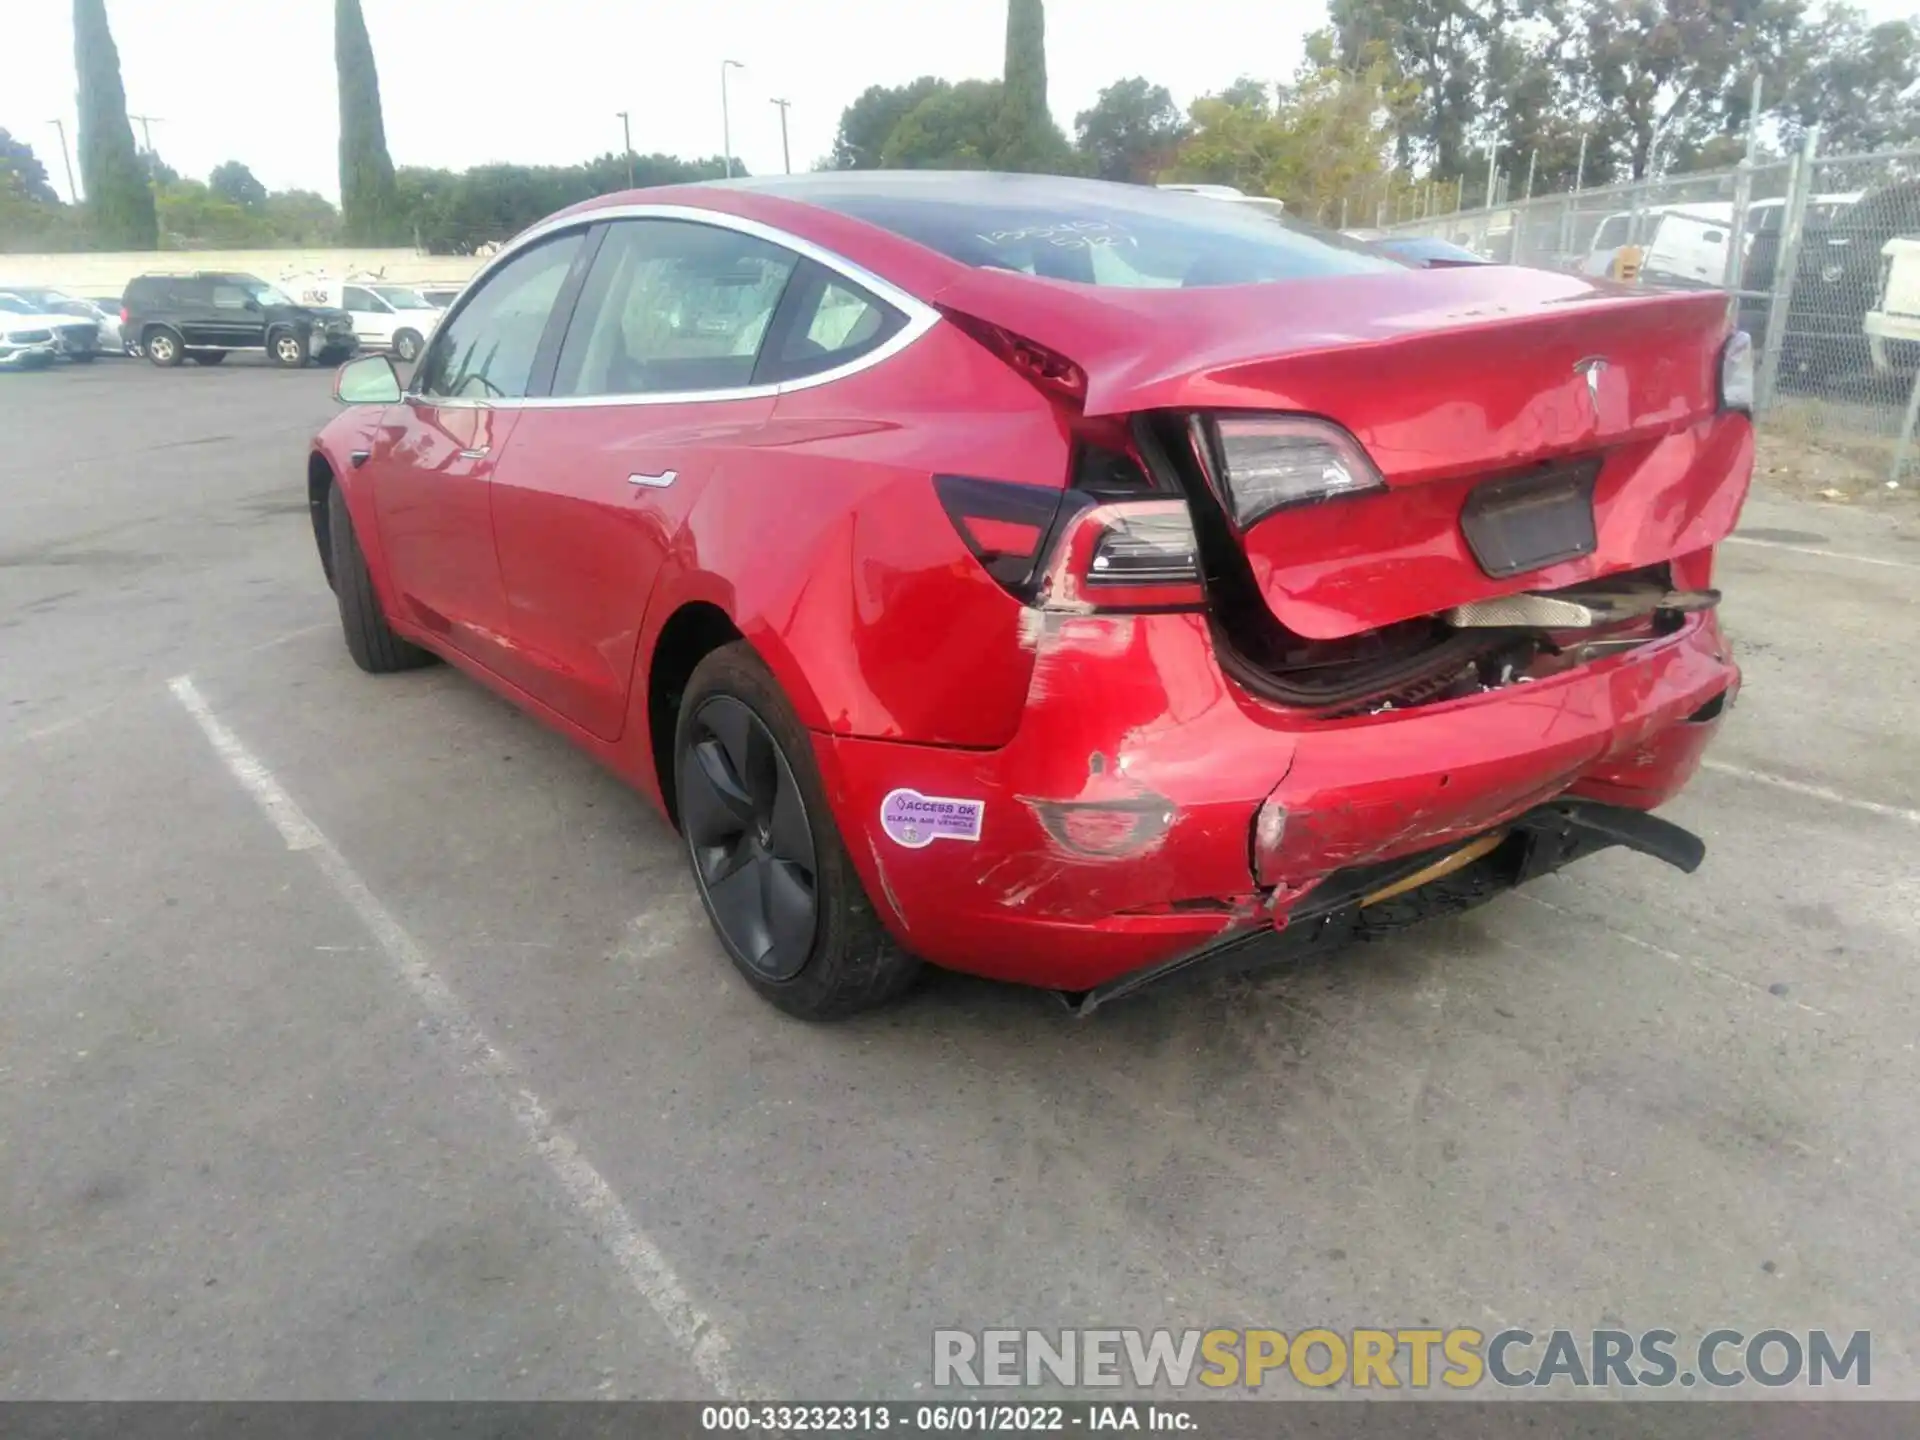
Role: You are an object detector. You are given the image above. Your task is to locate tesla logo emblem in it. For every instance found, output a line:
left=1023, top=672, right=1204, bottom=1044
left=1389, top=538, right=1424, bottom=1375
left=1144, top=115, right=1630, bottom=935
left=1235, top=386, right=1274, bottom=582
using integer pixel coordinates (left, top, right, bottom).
left=1573, top=357, right=1608, bottom=411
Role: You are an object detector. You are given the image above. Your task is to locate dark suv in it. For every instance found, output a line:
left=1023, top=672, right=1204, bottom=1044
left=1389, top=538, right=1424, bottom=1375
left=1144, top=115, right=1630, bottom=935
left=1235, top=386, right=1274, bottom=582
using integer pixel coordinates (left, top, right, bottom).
left=121, top=272, right=358, bottom=368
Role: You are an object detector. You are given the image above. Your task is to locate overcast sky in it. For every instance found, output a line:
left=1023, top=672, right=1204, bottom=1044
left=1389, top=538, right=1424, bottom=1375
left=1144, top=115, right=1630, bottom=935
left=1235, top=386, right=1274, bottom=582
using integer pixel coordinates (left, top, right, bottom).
left=11, top=0, right=1330, bottom=202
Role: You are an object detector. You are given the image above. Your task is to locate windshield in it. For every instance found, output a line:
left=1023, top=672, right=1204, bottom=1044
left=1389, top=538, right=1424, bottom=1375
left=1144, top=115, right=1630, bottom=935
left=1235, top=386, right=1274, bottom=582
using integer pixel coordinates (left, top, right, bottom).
left=736, top=173, right=1396, bottom=289
left=372, top=285, right=437, bottom=310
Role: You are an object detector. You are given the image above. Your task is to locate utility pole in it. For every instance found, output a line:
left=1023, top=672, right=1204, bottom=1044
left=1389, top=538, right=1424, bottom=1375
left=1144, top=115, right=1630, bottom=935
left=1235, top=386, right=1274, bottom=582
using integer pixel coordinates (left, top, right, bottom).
left=616, top=110, right=634, bottom=188
left=721, top=60, right=745, bottom=178
left=48, top=118, right=77, bottom=203
left=128, top=113, right=162, bottom=154
left=1572, top=130, right=1588, bottom=194
left=1485, top=144, right=1498, bottom=210
left=769, top=97, right=792, bottom=175
left=1524, top=148, right=1538, bottom=202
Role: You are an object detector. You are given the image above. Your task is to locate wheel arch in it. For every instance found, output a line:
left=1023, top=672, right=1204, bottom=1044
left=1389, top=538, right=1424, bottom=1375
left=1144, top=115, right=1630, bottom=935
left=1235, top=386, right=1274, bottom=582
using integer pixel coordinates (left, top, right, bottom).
left=308, top=450, right=337, bottom=588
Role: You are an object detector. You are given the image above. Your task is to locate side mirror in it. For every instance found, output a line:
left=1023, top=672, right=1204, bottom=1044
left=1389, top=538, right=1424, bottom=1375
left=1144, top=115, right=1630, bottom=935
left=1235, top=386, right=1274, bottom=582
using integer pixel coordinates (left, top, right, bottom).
left=333, top=353, right=404, bottom=406
left=244, top=298, right=262, bottom=312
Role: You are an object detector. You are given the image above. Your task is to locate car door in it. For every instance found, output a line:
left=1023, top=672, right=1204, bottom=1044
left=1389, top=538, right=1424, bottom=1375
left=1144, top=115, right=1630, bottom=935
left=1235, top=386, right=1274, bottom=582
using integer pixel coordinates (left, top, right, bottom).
left=343, top=284, right=393, bottom=349
left=365, top=228, right=589, bottom=671
left=487, top=217, right=902, bottom=740
left=170, top=279, right=221, bottom=346
left=206, top=279, right=266, bottom=348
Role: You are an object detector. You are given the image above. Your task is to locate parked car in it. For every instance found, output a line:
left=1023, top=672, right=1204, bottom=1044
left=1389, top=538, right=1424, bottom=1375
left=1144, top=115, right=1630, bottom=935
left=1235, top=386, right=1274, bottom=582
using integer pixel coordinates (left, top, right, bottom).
left=418, top=285, right=467, bottom=309
left=121, top=272, right=357, bottom=368
left=1158, top=183, right=1289, bottom=220
left=0, top=312, right=60, bottom=370
left=0, top=286, right=123, bottom=352
left=1367, top=234, right=1491, bottom=268
left=309, top=172, right=1748, bottom=1019
left=1738, top=179, right=1920, bottom=387
left=1865, top=235, right=1920, bottom=377
left=0, top=293, right=99, bottom=362
left=282, top=276, right=444, bottom=361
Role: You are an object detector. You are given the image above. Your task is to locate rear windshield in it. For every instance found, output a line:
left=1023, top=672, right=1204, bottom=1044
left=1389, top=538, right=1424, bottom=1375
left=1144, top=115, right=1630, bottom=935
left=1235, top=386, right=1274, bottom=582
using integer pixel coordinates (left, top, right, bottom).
left=748, top=174, right=1396, bottom=289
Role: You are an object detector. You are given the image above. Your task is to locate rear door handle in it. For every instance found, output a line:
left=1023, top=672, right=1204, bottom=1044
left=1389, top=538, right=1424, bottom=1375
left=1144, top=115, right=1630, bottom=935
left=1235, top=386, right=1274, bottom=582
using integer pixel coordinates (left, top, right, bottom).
left=628, top=470, right=677, bottom=489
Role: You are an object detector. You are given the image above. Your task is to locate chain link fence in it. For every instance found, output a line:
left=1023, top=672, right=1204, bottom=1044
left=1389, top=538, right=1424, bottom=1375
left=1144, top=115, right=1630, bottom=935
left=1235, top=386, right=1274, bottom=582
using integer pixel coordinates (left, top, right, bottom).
left=1381, top=139, right=1920, bottom=493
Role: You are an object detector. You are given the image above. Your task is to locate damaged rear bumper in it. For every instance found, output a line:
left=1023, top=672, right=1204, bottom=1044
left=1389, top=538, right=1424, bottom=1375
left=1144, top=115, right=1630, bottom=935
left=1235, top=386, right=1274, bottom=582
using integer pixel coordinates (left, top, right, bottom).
left=1054, top=798, right=1704, bottom=1016
left=812, top=609, right=1737, bottom=995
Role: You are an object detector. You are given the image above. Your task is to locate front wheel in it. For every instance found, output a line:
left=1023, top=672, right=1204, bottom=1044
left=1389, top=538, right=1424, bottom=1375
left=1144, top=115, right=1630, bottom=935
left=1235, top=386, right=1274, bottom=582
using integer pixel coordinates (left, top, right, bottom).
left=392, top=328, right=424, bottom=363
left=270, top=329, right=310, bottom=368
left=675, top=643, right=920, bottom=1019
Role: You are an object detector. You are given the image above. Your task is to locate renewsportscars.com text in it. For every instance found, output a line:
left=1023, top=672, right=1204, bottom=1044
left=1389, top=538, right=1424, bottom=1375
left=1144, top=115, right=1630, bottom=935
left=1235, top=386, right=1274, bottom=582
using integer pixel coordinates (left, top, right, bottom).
left=932, top=1327, right=1871, bottom=1391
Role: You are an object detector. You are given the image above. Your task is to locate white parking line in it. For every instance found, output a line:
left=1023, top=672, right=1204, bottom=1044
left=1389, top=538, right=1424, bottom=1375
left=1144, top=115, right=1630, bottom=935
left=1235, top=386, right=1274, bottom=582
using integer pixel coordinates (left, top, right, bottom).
left=167, top=674, right=746, bottom=1399
left=1701, top=759, right=1920, bottom=826
left=1723, top=536, right=1920, bottom=572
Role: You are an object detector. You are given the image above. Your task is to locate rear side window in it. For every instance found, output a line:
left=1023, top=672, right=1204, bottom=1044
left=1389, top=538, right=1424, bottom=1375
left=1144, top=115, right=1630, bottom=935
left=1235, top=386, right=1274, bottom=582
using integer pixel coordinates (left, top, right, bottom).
left=753, top=261, right=905, bottom=385
left=769, top=175, right=1393, bottom=288
left=415, top=230, right=584, bottom=400
left=551, top=219, right=798, bottom=398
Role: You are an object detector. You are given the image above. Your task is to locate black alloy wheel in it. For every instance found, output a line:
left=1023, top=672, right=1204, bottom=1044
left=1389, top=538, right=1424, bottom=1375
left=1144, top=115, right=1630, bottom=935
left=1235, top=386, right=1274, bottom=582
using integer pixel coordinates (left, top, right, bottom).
left=679, top=694, right=818, bottom=981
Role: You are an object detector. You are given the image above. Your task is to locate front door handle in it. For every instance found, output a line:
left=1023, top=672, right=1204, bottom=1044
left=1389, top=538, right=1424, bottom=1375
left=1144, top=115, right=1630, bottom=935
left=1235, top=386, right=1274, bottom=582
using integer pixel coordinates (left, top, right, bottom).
left=457, top=446, right=489, bottom=460
left=628, top=470, right=677, bottom=489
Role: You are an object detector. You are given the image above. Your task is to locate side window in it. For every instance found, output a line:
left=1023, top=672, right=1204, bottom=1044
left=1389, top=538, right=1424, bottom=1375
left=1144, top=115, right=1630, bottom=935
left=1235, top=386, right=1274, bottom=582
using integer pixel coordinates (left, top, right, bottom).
left=753, top=262, right=907, bottom=385
left=551, top=219, right=797, bottom=398
left=210, top=283, right=250, bottom=309
left=1593, top=216, right=1629, bottom=250
left=415, top=231, right=583, bottom=400
left=344, top=285, right=384, bottom=313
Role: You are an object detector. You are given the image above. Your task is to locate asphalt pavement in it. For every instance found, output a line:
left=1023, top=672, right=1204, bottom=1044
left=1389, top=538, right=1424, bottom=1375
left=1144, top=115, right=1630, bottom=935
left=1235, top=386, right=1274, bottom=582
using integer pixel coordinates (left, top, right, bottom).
left=3, top=355, right=1917, bottom=1399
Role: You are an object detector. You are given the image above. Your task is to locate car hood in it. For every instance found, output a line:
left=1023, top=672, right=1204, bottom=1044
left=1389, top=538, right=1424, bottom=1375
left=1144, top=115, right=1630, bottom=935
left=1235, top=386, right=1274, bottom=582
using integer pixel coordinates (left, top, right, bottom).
left=0, top=309, right=81, bottom=330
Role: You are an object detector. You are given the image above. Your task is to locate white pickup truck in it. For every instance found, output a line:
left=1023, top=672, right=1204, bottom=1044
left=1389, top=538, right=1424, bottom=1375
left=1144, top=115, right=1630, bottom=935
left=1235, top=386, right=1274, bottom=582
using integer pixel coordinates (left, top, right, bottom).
left=1865, top=236, right=1920, bottom=377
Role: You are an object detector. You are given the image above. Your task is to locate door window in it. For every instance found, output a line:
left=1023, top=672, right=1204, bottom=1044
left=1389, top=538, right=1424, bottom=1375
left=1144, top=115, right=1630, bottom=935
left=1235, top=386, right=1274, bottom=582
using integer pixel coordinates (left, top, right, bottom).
left=210, top=283, right=251, bottom=310
left=550, top=220, right=797, bottom=398
left=344, top=285, right=389, bottom=313
left=415, top=231, right=585, bottom=400
left=1592, top=216, right=1629, bottom=250
left=753, top=262, right=906, bottom=384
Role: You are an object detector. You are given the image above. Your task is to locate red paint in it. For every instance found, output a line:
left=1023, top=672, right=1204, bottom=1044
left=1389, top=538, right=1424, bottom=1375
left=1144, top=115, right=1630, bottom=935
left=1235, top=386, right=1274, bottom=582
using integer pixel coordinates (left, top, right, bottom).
left=312, top=182, right=1749, bottom=996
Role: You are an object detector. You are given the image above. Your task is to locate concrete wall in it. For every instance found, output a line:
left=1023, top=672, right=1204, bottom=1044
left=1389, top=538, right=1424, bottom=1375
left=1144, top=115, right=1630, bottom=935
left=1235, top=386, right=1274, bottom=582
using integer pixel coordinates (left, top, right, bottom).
left=0, top=249, right=488, bottom=299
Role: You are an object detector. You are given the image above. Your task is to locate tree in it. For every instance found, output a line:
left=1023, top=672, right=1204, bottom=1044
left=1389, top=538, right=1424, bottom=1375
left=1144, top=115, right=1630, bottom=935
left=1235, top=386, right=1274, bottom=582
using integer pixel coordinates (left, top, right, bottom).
left=1776, top=7, right=1920, bottom=153
left=1575, top=0, right=1803, bottom=179
left=1326, top=0, right=1493, bottom=178
left=72, top=0, right=158, bottom=248
left=210, top=160, right=268, bottom=210
left=336, top=0, right=401, bottom=243
left=882, top=81, right=1006, bottom=168
left=0, top=129, right=59, bottom=203
left=989, top=0, right=1076, bottom=171
left=831, top=78, right=951, bottom=169
left=1074, top=78, right=1190, bottom=182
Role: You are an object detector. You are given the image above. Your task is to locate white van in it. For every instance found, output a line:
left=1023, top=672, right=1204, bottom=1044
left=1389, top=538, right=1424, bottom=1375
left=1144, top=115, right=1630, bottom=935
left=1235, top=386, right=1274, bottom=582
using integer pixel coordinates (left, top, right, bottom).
left=283, top=277, right=443, bottom=362
left=1157, top=184, right=1289, bottom=219
left=1584, top=204, right=1733, bottom=283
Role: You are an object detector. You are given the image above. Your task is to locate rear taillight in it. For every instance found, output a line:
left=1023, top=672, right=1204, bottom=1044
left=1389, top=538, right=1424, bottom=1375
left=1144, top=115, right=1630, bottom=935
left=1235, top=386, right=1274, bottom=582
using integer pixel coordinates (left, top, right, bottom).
left=1035, top=498, right=1203, bottom=612
left=933, top=474, right=1066, bottom=594
left=119, top=307, right=129, bottom=325
left=1190, top=414, right=1386, bottom=527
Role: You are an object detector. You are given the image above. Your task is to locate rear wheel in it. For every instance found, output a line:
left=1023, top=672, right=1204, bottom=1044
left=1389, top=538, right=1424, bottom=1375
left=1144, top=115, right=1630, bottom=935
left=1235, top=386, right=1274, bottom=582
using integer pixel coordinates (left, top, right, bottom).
left=270, top=329, right=309, bottom=368
left=326, top=482, right=435, bottom=674
left=392, top=328, right=424, bottom=362
left=190, top=351, right=227, bottom=365
left=144, top=327, right=183, bottom=367
left=675, top=644, right=919, bottom=1019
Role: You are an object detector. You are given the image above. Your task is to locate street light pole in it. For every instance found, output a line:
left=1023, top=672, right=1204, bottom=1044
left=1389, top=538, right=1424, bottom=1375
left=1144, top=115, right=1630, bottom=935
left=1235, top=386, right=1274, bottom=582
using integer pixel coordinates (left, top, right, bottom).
left=721, top=60, right=745, bottom=178
left=769, top=97, right=792, bottom=175
left=128, top=113, right=162, bottom=154
left=48, top=118, right=77, bottom=203
left=616, top=110, right=633, bottom=188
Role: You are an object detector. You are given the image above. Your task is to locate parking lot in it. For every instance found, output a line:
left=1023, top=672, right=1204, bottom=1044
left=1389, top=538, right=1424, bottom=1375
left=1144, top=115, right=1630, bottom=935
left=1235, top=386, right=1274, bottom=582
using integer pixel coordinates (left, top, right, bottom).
left=3, top=357, right=1918, bottom=1400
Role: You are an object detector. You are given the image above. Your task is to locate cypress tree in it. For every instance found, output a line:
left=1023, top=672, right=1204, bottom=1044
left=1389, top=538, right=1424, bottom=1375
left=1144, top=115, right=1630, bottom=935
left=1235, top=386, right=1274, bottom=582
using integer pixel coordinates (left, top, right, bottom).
left=990, top=0, right=1073, bottom=173
left=72, top=0, right=158, bottom=248
left=336, top=0, right=400, bottom=243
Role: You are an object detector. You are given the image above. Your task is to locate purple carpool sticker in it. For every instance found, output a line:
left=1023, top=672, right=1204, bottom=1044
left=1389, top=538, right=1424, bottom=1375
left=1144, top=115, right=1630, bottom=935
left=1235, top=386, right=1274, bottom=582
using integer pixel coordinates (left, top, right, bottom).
left=879, top=788, right=985, bottom=849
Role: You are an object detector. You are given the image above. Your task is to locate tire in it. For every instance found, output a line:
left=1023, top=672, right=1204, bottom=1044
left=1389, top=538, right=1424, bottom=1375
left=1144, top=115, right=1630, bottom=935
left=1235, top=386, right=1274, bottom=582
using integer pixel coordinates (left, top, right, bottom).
left=270, top=328, right=310, bottom=368
left=392, top=328, right=424, bottom=363
left=145, top=327, right=184, bottom=367
left=326, top=481, right=436, bottom=674
left=675, top=643, right=920, bottom=1019
left=190, top=351, right=228, bottom=365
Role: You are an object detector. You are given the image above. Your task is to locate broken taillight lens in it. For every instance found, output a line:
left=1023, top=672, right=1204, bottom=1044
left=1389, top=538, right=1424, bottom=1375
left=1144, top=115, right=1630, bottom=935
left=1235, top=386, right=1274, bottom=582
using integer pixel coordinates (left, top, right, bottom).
left=941, top=310, right=1089, bottom=407
left=1036, top=498, right=1203, bottom=612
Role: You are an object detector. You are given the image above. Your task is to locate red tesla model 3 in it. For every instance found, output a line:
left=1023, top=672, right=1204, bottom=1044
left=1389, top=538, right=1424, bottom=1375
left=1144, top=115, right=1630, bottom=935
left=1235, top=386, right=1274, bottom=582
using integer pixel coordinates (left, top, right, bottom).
left=308, top=172, right=1751, bottom=1019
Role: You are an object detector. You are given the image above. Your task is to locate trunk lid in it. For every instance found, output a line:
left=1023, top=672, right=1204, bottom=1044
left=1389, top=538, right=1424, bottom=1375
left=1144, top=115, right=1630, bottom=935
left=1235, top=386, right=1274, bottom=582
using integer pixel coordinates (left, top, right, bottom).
left=936, top=265, right=1749, bottom=640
